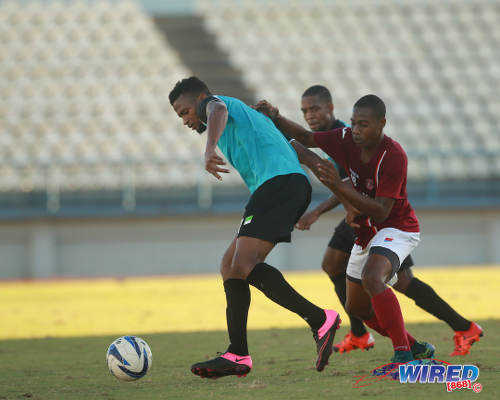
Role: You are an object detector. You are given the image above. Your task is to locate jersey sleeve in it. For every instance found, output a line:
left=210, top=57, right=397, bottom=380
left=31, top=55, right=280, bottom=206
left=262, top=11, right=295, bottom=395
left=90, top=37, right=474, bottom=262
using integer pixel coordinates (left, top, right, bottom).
left=313, top=127, right=350, bottom=171
left=375, top=151, right=407, bottom=199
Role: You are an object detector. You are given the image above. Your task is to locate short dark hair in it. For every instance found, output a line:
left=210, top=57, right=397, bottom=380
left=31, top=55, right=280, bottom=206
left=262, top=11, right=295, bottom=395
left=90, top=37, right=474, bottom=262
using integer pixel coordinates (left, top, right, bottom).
left=354, top=94, right=386, bottom=119
left=301, top=85, right=332, bottom=104
left=169, top=76, right=211, bottom=105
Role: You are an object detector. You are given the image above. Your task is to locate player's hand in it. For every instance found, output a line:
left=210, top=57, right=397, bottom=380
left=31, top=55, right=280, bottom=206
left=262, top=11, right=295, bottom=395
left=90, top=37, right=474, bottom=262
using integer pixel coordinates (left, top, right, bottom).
left=295, top=211, right=320, bottom=230
left=345, top=208, right=361, bottom=229
left=314, top=159, right=341, bottom=190
left=204, top=149, right=230, bottom=180
left=252, top=100, right=279, bottom=120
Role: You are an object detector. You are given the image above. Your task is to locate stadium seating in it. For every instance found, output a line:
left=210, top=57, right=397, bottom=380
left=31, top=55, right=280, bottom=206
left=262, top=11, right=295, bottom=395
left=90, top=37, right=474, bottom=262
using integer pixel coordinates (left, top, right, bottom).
left=0, top=0, right=498, bottom=195
left=198, top=0, right=500, bottom=181
left=0, top=0, right=233, bottom=192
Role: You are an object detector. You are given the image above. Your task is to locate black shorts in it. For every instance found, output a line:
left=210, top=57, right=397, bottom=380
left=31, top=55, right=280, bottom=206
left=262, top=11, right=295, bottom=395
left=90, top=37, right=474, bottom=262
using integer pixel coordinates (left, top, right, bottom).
left=328, top=219, right=356, bottom=253
left=400, top=254, right=414, bottom=270
left=237, top=173, right=311, bottom=244
left=328, top=219, right=414, bottom=269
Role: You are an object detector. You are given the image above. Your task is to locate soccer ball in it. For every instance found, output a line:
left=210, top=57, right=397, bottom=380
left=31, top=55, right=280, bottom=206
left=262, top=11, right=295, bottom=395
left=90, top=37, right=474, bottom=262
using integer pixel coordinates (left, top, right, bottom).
left=106, top=336, right=152, bottom=381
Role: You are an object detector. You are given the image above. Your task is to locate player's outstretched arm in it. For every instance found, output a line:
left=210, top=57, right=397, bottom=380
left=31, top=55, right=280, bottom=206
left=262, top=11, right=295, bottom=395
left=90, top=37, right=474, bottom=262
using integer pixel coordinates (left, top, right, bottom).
left=289, top=140, right=342, bottom=223
left=289, top=138, right=323, bottom=170
left=296, top=195, right=341, bottom=230
left=290, top=140, right=360, bottom=228
left=315, top=159, right=394, bottom=224
left=254, top=100, right=317, bottom=147
left=204, top=100, right=230, bottom=180
left=290, top=139, right=342, bottom=214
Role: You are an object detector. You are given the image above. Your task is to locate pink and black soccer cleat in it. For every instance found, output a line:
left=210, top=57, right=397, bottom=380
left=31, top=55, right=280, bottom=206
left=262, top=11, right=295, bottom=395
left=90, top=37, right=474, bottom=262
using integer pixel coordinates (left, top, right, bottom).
left=312, top=309, right=342, bottom=371
left=191, top=352, right=252, bottom=379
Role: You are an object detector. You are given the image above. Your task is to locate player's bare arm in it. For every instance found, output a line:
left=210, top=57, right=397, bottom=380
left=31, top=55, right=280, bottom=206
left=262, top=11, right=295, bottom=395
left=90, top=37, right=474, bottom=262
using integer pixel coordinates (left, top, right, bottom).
left=315, top=159, right=394, bottom=224
left=254, top=100, right=317, bottom=147
left=205, top=100, right=230, bottom=180
left=292, top=140, right=362, bottom=227
left=292, top=136, right=340, bottom=230
left=297, top=175, right=363, bottom=230
left=296, top=195, right=341, bottom=230
left=298, top=186, right=360, bottom=230
left=345, top=208, right=361, bottom=229
left=289, top=138, right=323, bottom=172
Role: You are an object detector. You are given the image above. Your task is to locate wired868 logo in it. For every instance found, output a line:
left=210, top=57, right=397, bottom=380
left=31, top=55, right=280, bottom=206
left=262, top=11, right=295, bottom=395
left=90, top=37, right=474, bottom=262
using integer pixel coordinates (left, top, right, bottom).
left=399, top=360, right=481, bottom=392
left=354, top=359, right=482, bottom=393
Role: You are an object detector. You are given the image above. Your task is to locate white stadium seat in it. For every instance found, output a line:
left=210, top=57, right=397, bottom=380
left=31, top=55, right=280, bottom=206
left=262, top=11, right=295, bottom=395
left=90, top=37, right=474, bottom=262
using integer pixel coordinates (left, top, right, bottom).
left=0, top=0, right=200, bottom=191
left=198, top=0, right=499, bottom=181
left=0, top=0, right=498, bottom=193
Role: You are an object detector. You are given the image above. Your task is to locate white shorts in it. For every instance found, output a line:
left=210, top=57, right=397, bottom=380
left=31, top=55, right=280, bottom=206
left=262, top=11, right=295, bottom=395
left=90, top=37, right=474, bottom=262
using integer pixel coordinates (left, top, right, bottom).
left=346, top=227, right=420, bottom=286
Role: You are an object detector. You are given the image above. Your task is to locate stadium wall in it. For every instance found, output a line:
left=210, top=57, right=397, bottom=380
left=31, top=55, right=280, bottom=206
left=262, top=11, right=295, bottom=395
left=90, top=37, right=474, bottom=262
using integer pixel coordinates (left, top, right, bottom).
left=1, top=209, right=499, bottom=279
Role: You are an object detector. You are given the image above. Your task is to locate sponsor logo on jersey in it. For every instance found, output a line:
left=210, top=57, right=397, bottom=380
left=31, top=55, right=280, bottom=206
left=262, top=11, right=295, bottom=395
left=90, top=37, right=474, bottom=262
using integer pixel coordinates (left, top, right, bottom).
left=349, top=168, right=359, bottom=186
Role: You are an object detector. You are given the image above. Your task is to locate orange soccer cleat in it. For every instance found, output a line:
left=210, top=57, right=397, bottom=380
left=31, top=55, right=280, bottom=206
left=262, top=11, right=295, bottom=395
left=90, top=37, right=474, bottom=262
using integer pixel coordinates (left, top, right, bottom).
left=449, top=322, right=483, bottom=356
left=333, top=331, right=375, bottom=354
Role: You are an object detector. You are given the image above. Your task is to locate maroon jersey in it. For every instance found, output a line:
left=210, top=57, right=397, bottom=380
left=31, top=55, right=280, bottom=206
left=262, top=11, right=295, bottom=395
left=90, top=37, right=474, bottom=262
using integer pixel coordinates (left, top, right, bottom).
left=314, top=127, right=419, bottom=248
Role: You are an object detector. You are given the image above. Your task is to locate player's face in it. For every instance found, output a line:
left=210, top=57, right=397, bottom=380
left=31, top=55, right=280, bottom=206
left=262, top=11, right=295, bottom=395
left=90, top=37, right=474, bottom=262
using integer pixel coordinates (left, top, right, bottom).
left=301, top=95, right=333, bottom=131
left=173, top=93, right=203, bottom=133
left=350, top=107, right=386, bottom=147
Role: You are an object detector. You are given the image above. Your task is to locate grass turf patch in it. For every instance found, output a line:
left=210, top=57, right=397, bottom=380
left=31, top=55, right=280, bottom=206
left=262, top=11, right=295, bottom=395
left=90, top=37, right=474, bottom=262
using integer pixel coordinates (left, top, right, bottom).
left=0, top=320, right=498, bottom=400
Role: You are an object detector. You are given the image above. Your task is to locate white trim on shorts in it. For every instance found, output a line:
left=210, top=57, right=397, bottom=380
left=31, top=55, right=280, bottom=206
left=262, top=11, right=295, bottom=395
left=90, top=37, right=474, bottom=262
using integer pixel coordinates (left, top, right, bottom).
left=346, top=227, right=420, bottom=286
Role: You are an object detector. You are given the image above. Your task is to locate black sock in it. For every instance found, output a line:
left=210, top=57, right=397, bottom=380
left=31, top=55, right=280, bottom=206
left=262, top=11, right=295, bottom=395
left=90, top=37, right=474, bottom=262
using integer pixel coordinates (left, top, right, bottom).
left=224, top=279, right=250, bottom=356
left=405, top=277, right=471, bottom=332
left=247, top=263, right=325, bottom=330
left=330, top=273, right=367, bottom=337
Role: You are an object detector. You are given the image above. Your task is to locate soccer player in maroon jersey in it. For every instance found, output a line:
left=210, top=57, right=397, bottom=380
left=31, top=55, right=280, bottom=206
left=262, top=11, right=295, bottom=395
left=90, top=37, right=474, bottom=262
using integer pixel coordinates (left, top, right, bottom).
left=257, top=94, right=435, bottom=363
left=286, top=86, right=482, bottom=356
left=296, top=86, right=376, bottom=353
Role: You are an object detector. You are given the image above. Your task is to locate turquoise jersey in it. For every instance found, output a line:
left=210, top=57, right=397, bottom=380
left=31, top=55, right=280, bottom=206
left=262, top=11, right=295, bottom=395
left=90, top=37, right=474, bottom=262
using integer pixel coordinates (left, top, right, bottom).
left=215, top=96, right=307, bottom=193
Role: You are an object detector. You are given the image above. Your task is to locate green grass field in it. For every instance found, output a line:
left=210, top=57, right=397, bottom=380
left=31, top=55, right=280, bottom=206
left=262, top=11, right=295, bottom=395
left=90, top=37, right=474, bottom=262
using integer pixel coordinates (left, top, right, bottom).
left=1, top=322, right=499, bottom=400
left=1, top=267, right=499, bottom=399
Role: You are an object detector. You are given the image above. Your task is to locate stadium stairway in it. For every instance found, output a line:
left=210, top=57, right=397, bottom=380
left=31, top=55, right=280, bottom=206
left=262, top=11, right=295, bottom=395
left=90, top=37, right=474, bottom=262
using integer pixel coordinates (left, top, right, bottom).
left=153, top=15, right=255, bottom=105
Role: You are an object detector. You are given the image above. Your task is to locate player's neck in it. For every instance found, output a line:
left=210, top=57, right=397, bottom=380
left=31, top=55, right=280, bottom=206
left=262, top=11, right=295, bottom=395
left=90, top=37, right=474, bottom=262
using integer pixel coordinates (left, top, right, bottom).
left=328, top=117, right=337, bottom=129
left=361, top=133, right=385, bottom=162
left=314, top=119, right=335, bottom=132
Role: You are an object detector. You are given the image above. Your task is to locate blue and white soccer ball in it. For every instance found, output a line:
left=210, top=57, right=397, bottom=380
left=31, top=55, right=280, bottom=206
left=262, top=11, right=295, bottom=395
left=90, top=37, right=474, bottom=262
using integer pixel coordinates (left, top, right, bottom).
left=106, top=336, right=152, bottom=381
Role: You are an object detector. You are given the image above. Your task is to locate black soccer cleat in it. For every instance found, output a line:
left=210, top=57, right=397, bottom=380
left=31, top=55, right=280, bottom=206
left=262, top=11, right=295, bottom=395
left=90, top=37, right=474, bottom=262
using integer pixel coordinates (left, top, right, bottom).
left=191, top=352, right=252, bottom=379
left=312, top=309, right=341, bottom=372
left=411, top=340, right=435, bottom=359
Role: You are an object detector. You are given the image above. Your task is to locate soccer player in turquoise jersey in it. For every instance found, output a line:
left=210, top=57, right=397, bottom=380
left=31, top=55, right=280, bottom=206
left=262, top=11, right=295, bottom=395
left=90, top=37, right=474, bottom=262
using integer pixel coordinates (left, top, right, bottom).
left=169, top=77, right=341, bottom=379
